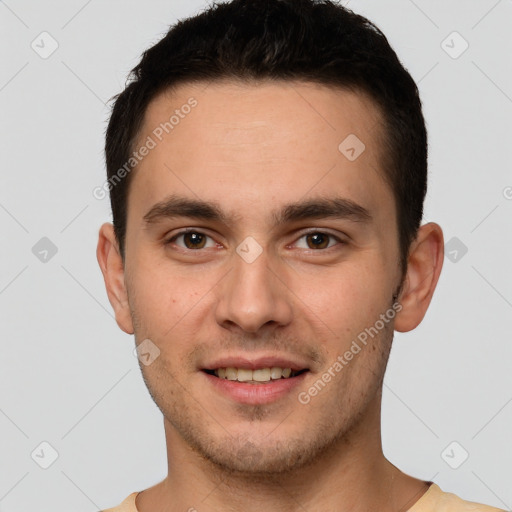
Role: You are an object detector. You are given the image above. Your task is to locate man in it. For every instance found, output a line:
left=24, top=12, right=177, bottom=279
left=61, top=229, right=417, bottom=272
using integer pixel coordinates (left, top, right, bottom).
left=96, top=0, right=506, bottom=510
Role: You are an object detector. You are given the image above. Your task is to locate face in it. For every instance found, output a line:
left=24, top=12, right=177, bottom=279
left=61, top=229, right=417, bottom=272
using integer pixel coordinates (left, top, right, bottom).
left=120, top=80, right=405, bottom=475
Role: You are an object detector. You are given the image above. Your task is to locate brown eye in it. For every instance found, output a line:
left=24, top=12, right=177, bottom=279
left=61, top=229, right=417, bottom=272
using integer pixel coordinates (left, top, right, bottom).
left=305, top=232, right=331, bottom=249
left=167, top=231, right=216, bottom=250
left=183, top=232, right=207, bottom=249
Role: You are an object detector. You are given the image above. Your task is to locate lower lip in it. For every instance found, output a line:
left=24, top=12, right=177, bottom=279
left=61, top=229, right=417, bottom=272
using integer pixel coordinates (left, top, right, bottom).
left=202, top=371, right=308, bottom=405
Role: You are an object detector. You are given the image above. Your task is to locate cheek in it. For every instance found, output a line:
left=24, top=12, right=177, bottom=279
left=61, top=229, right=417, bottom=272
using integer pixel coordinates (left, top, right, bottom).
left=128, top=259, right=212, bottom=339
left=285, top=264, right=395, bottom=362
left=290, top=261, right=389, bottom=318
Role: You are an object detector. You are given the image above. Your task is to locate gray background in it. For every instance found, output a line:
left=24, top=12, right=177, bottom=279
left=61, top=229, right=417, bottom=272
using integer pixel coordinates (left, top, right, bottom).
left=1, top=0, right=511, bottom=510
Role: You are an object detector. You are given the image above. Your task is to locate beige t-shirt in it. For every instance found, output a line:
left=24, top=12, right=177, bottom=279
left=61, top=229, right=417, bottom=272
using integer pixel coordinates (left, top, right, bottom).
left=101, top=483, right=507, bottom=512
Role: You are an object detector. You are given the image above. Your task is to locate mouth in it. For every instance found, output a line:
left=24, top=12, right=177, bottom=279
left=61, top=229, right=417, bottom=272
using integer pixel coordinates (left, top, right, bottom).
left=200, top=356, right=312, bottom=404
left=202, top=367, right=309, bottom=383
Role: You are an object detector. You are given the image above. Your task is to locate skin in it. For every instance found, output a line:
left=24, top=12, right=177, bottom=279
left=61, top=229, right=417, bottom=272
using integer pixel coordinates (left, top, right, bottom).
left=97, top=80, right=444, bottom=512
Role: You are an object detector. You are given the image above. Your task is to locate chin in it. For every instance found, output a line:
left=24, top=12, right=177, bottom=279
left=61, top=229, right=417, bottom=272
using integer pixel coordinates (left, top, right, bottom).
left=179, top=416, right=347, bottom=479
left=197, top=436, right=317, bottom=476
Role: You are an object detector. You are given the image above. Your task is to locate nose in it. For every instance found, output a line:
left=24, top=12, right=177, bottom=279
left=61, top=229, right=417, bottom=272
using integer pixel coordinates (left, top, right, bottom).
left=214, top=246, right=293, bottom=334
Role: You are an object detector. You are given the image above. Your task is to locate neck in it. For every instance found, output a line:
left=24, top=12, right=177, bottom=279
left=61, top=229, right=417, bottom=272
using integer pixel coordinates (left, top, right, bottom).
left=136, top=391, right=430, bottom=512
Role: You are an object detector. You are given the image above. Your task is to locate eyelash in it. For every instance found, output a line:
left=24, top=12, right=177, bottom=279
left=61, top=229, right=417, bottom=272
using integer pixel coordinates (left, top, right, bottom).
left=164, top=229, right=346, bottom=252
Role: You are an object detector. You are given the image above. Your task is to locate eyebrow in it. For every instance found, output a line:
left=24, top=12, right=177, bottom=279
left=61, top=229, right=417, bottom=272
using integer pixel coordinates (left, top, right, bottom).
left=142, top=194, right=372, bottom=227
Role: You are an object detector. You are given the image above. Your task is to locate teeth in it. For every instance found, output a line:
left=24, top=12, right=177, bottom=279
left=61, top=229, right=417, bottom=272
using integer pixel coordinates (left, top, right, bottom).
left=213, top=367, right=298, bottom=382
left=225, top=367, right=238, bottom=380
left=270, top=367, right=282, bottom=379
left=252, top=368, right=270, bottom=382
left=237, top=368, right=252, bottom=382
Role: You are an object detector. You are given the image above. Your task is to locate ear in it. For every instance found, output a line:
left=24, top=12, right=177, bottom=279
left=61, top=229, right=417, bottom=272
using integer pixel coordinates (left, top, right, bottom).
left=96, top=222, right=134, bottom=335
left=394, top=222, right=444, bottom=332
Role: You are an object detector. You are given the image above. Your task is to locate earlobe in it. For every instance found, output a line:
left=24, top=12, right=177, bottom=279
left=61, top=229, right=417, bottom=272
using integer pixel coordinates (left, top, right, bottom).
left=394, top=222, right=444, bottom=333
left=96, top=223, right=134, bottom=335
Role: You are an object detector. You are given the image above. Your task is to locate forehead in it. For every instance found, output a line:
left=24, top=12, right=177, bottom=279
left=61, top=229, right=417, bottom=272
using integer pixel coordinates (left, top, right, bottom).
left=128, top=79, right=393, bottom=226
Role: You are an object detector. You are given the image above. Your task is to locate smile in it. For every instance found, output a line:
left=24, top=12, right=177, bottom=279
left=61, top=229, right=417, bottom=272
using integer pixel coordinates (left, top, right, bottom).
left=204, top=367, right=309, bottom=383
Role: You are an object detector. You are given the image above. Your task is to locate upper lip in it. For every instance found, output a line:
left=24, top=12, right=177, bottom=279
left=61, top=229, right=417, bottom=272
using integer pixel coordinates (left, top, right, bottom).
left=202, top=355, right=310, bottom=372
